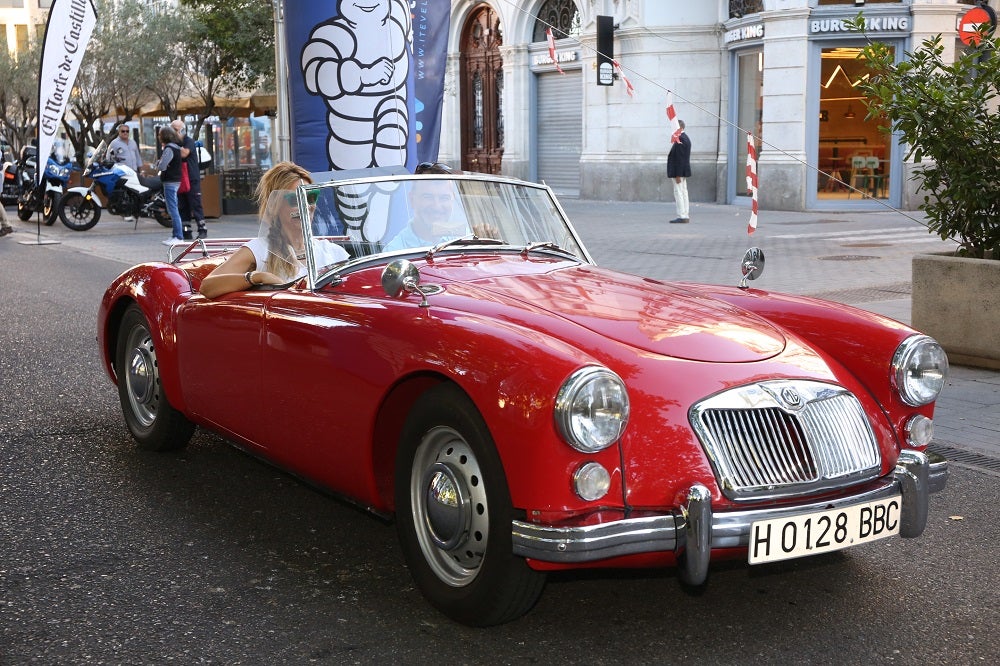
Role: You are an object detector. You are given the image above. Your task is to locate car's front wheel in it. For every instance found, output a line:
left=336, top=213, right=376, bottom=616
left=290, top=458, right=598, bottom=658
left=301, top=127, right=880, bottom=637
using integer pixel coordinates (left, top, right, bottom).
left=115, top=304, right=194, bottom=451
left=395, top=384, right=545, bottom=626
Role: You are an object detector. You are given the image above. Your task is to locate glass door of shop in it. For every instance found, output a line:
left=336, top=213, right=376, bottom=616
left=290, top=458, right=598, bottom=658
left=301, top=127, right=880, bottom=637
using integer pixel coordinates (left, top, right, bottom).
left=816, top=46, right=893, bottom=202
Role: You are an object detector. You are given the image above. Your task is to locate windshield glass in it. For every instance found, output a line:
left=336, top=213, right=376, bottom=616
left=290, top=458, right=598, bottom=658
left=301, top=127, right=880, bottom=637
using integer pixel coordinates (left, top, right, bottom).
left=302, top=175, right=589, bottom=269
left=252, top=188, right=349, bottom=283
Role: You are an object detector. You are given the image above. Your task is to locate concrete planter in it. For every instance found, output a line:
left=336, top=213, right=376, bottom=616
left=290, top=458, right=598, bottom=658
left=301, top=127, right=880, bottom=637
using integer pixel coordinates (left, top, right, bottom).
left=912, top=253, right=1000, bottom=369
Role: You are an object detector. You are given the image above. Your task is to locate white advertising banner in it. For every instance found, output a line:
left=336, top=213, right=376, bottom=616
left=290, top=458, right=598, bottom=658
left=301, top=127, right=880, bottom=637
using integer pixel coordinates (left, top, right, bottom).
left=37, top=0, right=98, bottom=182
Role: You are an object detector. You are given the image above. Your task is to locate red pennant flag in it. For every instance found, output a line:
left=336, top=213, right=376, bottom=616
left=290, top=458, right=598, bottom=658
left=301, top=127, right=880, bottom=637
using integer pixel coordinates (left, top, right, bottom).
left=666, top=93, right=682, bottom=143
left=546, top=28, right=565, bottom=74
left=746, top=132, right=758, bottom=235
left=612, top=60, right=635, bottom=97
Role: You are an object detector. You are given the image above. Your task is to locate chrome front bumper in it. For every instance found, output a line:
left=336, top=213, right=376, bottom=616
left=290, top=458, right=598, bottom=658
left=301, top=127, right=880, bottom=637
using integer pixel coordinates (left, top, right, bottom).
left=511, top=450, right=947, bottom=586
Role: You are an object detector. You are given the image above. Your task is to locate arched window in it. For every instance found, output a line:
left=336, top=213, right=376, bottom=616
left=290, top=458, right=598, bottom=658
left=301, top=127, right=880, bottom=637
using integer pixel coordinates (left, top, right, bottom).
left=532, top=0, right=581, bottom=42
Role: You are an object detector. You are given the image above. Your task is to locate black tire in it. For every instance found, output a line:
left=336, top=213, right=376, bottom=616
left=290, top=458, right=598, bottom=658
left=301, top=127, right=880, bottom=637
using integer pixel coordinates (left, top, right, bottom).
left=115, top=304, right=195, bottom=451
left=58, top=191, right=101, bottom=231
left=16, top=195, right=33, bottom=221
left=395, top=383, right=545, bottom=626
left=42, top=191, right=58, bottom=225
left=152, top=201, right=173, bottom=228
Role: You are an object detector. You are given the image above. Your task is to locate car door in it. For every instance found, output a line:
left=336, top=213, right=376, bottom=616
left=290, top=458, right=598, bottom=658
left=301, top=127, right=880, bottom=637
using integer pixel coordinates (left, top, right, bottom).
left=175, top=292, right=271, bottom=448
left=255, top=288, right=392, bottom=498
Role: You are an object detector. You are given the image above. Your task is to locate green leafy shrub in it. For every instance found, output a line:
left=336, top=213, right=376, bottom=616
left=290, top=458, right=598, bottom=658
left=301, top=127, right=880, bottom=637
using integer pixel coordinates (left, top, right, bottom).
left=849, top=16, right=1000, bottom=259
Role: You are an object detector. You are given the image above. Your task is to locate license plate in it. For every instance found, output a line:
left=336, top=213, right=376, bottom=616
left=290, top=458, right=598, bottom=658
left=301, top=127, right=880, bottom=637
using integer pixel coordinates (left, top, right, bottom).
left=748, top=495, right=901, bottom=564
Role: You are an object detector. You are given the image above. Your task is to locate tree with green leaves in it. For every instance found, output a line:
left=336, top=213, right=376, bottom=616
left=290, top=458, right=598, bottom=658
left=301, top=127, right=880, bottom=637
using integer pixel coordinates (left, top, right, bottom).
left=0, top=40, right=41, bottom=156
left=179, top=0, right=275, bottom=136
left=850, top=16, right=1000, bottom=259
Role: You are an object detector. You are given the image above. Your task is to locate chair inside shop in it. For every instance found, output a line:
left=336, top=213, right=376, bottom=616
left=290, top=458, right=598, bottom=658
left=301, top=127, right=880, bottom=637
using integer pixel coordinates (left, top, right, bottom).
left=848, top=155, right=871, bottom=198
left=865, top=155, right=885, bottom=198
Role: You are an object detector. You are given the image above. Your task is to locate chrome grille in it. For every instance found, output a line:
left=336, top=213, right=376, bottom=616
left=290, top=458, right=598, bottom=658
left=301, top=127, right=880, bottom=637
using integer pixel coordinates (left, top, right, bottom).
left=691, top=381, right=881, bottom=500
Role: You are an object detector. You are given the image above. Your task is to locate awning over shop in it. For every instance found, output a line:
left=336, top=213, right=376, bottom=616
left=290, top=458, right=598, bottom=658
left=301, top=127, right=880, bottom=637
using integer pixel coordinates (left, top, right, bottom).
left=138, top=95, right=260, bottom=119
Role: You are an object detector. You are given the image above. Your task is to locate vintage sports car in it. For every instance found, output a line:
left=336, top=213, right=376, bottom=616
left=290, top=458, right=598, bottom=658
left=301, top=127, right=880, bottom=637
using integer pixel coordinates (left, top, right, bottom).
left=97, top=170, right=949, bottom=626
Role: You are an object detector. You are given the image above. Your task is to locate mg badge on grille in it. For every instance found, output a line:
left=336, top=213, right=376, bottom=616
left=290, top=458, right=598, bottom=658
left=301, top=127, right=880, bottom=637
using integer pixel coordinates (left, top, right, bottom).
left=780, top=387, right=802, bottom=408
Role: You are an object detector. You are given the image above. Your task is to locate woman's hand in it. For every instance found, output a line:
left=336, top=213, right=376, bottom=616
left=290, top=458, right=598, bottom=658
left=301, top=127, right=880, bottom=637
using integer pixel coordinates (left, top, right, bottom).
left=249, top=270, right=285, bottom=286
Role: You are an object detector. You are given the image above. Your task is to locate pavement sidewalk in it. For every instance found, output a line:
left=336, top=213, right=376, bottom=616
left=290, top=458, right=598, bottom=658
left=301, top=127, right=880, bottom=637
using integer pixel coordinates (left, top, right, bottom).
left=4, top=199, right=998, bottom=471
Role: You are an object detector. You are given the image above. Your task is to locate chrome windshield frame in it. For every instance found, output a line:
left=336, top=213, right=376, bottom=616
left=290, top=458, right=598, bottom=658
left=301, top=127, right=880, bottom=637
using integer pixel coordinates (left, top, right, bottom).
left=299, top=172, right=597, bottom=290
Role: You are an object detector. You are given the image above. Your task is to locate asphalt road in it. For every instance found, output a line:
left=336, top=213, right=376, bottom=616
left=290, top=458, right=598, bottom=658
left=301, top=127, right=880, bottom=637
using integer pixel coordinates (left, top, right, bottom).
left=1, top=212, right=998, bottom=664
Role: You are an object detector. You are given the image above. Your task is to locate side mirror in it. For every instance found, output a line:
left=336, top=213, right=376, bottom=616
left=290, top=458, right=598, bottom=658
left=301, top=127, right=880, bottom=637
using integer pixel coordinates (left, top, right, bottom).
left=739, top=247, right=765, bottom=289
left=381, top=259, right=421, bottom=298
left=382, top=259, right=442, bottom=307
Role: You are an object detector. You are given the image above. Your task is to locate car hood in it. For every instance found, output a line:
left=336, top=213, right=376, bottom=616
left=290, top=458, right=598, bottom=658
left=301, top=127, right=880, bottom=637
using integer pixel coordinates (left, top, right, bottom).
left=422, top=258, right=786, bottom=363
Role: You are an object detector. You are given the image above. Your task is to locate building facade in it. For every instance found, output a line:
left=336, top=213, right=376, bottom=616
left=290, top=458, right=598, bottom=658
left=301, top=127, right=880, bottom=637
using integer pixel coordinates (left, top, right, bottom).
left=436, top=0, right=984, bottom=211
left=0, top=0, right=50, bottom=53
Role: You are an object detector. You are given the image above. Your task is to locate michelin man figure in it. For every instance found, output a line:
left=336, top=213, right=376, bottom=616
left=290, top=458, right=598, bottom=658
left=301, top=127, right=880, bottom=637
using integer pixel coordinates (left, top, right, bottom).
left=301, top=0, right=412, bottom=170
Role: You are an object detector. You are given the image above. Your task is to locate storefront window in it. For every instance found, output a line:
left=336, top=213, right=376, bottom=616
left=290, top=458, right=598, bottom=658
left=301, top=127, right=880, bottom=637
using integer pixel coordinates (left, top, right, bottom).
left=817, top=46, right=891, bottom=200
left=211, top=117, right=274, bottom=171
left=736, top=50, right=763, bottom=197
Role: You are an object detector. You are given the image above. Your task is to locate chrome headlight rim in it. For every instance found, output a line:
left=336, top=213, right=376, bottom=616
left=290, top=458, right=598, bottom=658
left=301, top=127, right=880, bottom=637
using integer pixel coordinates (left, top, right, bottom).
left=554, top=366, right=630, bottom=453
left=891, top=335, right=948, bottom=407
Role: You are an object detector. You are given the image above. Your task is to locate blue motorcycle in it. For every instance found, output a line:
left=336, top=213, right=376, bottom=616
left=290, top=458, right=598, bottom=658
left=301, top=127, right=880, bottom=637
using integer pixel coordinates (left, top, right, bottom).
left=57, top=140, right=171, bottom=231
left=17, top=142, right=73, bottom=225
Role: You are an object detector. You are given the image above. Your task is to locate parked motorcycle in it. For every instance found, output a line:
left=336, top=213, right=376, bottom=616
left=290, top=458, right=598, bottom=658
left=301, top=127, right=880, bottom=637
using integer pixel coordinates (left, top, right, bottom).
left=17, top=141, right=73, bottom=225
left=13, top=144, right=38, bottom=216
left=57, top=141, right=172, bottom=231
left=1, top=142, right=18, bottom=206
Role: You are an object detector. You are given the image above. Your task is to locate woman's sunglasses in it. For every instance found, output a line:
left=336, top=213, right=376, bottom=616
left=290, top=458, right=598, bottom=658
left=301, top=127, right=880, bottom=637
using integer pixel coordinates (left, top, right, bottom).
left=283, top=190, right=320, bottom=206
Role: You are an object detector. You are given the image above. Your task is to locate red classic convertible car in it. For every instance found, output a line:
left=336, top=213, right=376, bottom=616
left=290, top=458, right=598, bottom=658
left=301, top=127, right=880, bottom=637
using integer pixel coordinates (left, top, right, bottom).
left=97, top=170, right=949, bottom=626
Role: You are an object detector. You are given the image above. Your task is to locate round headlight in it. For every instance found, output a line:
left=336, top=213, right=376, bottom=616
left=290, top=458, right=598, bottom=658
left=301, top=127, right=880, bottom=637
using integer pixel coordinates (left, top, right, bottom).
left=555, top=367, right=629, bottom=453
left=892, top=335, right=948, bottom=406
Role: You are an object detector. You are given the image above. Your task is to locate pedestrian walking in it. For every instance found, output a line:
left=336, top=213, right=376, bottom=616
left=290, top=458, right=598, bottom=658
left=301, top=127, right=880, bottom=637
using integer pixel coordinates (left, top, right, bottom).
left=170, top=119, right=206, bottom=240
left=156, top=126, right=185, bottom=244
left=667, top=119, right=692, bottom=223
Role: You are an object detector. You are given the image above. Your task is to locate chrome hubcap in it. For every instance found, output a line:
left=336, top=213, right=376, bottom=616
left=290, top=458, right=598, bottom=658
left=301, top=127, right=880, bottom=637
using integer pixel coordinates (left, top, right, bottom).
left=124, top=327, right=158, bottom=428
left=423, top=462, right=471, bottom=550
left=410, top=427, right=489, bottom=587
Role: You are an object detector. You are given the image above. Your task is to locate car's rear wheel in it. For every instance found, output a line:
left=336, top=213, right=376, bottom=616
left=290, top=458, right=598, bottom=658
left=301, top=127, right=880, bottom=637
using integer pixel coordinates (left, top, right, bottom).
left=395, top=383, right=545, bottom=626
left=115, top=304, right=194, bottom=451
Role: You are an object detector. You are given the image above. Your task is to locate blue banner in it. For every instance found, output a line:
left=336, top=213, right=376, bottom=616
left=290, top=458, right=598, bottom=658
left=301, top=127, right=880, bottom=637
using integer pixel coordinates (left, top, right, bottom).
left=286, top=0, right=451, bottom=173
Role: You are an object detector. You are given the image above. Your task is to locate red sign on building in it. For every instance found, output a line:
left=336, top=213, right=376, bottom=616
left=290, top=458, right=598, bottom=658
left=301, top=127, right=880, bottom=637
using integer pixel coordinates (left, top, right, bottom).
left=958, top=6, right=997, bottom=46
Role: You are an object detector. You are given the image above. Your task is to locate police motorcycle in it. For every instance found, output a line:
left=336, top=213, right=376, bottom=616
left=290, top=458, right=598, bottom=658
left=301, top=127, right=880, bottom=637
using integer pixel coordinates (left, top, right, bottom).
left=16, top=140, right=73, bottom=225
left=57, top=140, right=172, bottom=231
